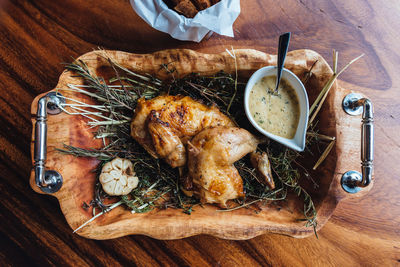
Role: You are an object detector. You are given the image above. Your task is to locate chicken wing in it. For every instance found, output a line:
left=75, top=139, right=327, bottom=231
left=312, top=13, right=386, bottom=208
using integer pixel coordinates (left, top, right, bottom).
left=130, top=95, right=235, bottom=168
left=250, top=152, right=275, bottom=189
left=187, top=126, right=260, bottom=207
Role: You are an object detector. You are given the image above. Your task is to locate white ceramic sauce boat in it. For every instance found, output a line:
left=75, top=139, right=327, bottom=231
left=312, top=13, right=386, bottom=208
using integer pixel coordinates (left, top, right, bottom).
left=244, top=66, right=309, bottom=151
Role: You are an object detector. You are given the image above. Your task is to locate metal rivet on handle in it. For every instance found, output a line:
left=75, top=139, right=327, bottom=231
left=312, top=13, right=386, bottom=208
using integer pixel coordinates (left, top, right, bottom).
left=46, top=91, right=65, bottom=115
left=40, top=170, right=63, bottom=193
left=341, top=170, right=362, bottom=194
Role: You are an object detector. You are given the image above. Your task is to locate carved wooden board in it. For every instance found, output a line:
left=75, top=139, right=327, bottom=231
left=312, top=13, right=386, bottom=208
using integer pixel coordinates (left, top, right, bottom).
left=30, top=49, right=373, bottom=240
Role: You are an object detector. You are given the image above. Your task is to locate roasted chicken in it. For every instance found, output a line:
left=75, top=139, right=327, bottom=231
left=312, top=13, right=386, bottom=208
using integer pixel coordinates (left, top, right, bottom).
left=130, top=95, right=235, bottom=168
left=131, top=95, right=275, bottom=206
left=187, top=126, right=260, bottom=207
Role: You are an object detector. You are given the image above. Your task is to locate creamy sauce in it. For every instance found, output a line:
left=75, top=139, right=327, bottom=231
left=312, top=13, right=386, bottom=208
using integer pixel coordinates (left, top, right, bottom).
left=248, top=75, right=300, bottom=139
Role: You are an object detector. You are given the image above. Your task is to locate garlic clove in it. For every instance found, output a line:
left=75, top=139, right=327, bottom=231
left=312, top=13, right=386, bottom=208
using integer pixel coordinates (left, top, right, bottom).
left=99, top=173, right=113, bottom=183
left=112, top=157, right=123, bottom=170
left=122, top=159, right=132, bottom=171
left=110, top=169, right=122, bottom=179
left=119, top=174, right=127, bottom=186
left=114, top=181, right=124, bottom=195
left=103, top=180, right=117, bottom=195
left=102, top=162, right=113, bottom=173
left=128, top=176, right=139, bottom=189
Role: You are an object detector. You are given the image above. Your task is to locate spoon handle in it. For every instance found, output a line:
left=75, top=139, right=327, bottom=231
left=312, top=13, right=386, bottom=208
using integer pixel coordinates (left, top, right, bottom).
left=275, top=32, right=291, bottom=92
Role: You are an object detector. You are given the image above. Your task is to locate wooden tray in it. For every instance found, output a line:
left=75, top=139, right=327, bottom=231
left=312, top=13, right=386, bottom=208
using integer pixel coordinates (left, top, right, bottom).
left=30, top=49, right=373, bottom=240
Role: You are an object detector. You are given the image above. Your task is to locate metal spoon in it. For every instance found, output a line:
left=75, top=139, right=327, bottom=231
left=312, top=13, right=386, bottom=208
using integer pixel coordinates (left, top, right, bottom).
left=274, top=32, right=291, bottom=94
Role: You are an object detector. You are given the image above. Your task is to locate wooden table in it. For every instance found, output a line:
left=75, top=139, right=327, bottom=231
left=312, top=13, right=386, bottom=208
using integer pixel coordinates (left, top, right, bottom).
left=1, top=0, right=399, bottom=266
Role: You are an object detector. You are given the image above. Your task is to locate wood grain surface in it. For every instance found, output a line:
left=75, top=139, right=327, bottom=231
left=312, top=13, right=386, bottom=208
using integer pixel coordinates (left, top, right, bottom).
left=1, top=0, right=399, bottom=266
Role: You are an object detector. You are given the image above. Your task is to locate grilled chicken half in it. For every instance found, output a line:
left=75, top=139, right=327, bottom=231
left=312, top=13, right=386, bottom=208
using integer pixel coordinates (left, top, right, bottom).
left=130, top=95, right=234, bottom=168
left=187, top=126, right=260, bottom=207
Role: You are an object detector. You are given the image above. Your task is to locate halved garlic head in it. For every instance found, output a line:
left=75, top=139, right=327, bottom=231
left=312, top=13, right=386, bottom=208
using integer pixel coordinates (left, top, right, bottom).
left=99, top=157, right=139, bottom=196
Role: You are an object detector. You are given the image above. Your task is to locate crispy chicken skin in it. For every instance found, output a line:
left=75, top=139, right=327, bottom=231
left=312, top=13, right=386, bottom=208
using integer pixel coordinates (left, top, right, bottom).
left=130, top=95, right=234, bottom=168
left=187, top=126, right=260, bottom=207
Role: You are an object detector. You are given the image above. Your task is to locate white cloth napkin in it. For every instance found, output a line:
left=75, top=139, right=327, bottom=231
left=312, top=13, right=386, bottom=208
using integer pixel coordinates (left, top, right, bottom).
left=130, top=0, right=241, bottom=42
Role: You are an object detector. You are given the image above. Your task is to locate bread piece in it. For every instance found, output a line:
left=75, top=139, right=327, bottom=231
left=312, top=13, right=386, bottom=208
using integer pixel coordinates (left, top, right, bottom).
left=174, top=0, right=199, bottom=18
left=210, top=0, right=221, bottom=5
left=190, top=0, right=211, bottom=11
left=163, top=0, right=176, bottom=9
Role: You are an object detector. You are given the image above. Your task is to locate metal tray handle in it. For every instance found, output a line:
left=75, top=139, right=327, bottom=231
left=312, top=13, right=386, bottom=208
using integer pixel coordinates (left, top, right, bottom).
left=34, top=92, right=65, bottom=193
left=341, top=93, right=374, bottom=193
